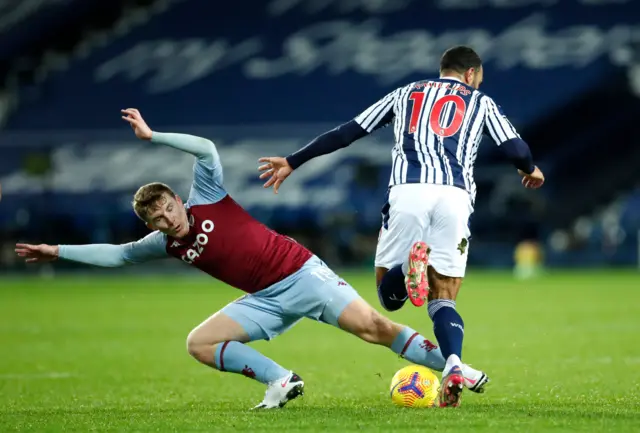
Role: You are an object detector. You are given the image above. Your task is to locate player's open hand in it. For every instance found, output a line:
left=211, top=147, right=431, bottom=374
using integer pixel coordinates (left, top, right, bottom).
left=15, top=243, right=59, bottom=263
left=258, top=157, right=293, bottom=194
left=518, top=166, right=545, bottom=189
left=121, top=108, right=152, bottom=140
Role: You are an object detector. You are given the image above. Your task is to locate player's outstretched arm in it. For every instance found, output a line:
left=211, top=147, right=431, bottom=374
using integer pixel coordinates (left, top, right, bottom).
left=16, top=243, right=131, bottom=267
left=15, top=232, right=168, bottom=267
left=258, top=89, right=398, bottom=193
left=258, top=120, right=368, bottom=193
left=121, top=108, right=225, bottom=205
left=121, top=108, right=218, bottom=166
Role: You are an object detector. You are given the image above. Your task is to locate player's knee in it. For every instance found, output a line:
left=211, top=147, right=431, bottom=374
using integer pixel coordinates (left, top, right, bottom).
left=186, top=330, right=216, bottom=365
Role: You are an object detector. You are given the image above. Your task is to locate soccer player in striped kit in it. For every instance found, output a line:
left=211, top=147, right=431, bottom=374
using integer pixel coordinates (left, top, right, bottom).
left=259, top=46, right=545, bottom=407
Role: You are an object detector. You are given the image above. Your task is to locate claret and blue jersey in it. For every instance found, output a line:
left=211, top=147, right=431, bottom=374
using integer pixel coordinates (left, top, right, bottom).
left=59, top=133, right=312, bottom=293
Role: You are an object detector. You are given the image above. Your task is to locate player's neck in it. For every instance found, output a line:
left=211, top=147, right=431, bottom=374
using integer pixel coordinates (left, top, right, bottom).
left=439, top=74, right=464, bottom=83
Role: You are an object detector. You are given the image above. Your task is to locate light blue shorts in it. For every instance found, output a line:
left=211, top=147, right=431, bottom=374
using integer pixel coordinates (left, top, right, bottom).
left=221, top=255, right=361, bottom=341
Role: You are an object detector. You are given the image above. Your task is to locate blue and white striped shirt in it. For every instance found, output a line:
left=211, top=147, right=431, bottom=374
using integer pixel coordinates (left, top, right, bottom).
left=354, top=77, right=521, bottom=202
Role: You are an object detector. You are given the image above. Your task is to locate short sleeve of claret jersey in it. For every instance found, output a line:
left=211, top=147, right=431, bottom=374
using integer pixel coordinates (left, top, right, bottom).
left=187, top=147, right=227, bottom=206
left=354, top=89, right=398, bottom=133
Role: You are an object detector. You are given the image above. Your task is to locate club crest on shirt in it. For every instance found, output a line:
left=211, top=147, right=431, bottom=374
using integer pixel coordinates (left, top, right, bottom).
left=457, top=238, right=468, bottom=255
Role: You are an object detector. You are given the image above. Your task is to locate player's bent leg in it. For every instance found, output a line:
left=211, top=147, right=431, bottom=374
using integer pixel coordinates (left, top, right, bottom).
left=186, top=311, right=250, bottom=367
left=426, top=266, right=489, bottom=402
left=187, top=297, right=304, bottom=409
left=426, top=266, right=465, bottom=407
left=374, top=185, right=429, bottom=311
left=289, top=257, right=485, bottom=395
left=426, top=266, right=463, bottom=361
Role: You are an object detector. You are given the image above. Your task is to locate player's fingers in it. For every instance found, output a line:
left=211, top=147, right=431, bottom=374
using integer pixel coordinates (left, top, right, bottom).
left=257, top=163, right=272, bottom=172
left=15, top=243, right=33, bottom=249
left=263, top=175, right=276, bottom=189
left=25, top=258, right=38, bottom=263
left=274, top=179, right=282, bottom=194
left=258, top=157, right=273, bottom=163
left=259, top=170, right=273, bottom=180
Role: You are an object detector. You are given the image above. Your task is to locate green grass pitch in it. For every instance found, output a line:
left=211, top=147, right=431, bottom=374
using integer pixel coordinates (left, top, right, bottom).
left=1, top=269, right=639, bottom=432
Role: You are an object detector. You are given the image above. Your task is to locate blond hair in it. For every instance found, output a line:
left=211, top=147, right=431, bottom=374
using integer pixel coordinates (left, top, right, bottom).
left=132, top=182, right=176, bottom=222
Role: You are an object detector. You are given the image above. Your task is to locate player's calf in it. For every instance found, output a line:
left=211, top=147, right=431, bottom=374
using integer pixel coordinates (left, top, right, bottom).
left=337, top=299, right=446, bottom=371
left=338, top=298, right=398, bottom=345
left=186, top=311, right=297, bottom=404
left=427, top=268, right=464, bottom=361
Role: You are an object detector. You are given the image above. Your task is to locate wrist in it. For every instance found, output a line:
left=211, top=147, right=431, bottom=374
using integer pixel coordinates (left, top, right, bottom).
left=525, top=163, right=535, bottom=175
left=285, top=155, right=300, bottom=170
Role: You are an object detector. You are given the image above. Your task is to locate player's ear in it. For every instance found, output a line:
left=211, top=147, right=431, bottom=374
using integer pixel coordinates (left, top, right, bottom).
left=464, top=68, right=474, bottom=85
left=145, top=221, right=154, bottom=230
left=175, top=195, right=183, bottom=205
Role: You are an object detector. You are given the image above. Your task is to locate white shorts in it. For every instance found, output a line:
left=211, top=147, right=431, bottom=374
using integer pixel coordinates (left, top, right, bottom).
left=375, top=183, right=473, bottom=278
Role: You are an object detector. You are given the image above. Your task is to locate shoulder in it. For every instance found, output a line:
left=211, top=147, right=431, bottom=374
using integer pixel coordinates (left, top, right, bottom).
left=474, top=91, right=495, bottom=105
left=476, top=92, right=508, bottom=115
left=141, top=230, right=169, bottom=249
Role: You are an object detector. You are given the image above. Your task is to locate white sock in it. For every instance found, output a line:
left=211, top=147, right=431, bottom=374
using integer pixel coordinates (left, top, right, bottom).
left=443, top=354, right=462, bottom=376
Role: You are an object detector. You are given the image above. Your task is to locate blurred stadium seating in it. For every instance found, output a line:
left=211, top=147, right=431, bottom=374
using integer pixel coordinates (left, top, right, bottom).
left=1, top=0, right=639, bottom=271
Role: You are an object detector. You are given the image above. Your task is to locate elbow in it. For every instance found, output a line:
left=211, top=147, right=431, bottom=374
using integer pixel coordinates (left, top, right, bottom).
left=199, top=138, right=218, bottom=161
left=201, top=138, right=216, bottom=153
left=336, top=120, right=368, bottom=145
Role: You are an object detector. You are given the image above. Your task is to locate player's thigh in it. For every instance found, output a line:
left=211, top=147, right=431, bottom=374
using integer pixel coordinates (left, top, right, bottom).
left=187, top=309, right=251, bottom=348
left=375, top=185, right=430, bottom=270
left=217, top=293, right=301, bottom=342
left=426, top=187, right=473, bottom=279
left=276, top=256, right=362, bottom=328
left=283, top=258, right=400, bottom=344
